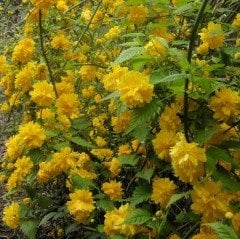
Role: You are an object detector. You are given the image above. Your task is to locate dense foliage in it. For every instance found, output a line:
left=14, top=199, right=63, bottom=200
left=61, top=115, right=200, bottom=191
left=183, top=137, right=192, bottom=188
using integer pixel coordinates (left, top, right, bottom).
left=0, top=0, right=240, bottom=238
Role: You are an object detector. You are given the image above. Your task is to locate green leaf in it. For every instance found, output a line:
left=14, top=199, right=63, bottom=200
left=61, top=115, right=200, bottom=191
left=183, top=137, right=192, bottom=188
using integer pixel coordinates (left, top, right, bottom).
left=96, top=199, right=115, bottom=211
left=53, top=141, right=71, bottom=151
left=65, top=222, right=79, bottom=235
left=114, top=47, right=145, bottom=64
left=149, top=70, right=167, bottom=84
left=19, top=204, right=31, bottom=219
left=124, top=209, right=152, bottom=225
left=102, top=91, right=120, bottom=101
left=130, top=185, right=151, bottom=205
left=20, top=220, right=39, bottom=239
left=131, top=55, right=153, bottom=71
left=71, top=137, right=95, bottom=149
left=132, top=122, right=149, bottom=142
left=136, top=168, right=154, bottom=183
left=39, top=212, right=57, bottom=226
left=195, top=128, right=217, bottom=144
left=45, top=130, right=59, bottom=138
left=205, top=223, right=238, bottom=239
left=167, top=192, right=189, bottom=208
left=118, top=154, right=139, bottom=166
left=150, top=73, right=187, bottom=85
left=37, top=196, right=53, bottom=209
left=71, top=174, right=96, bottom=189
left=27, top=149, right=42, bottom=164
left=128, top=99, right=161, bottom=132
left=72, top=118, right=90, bottom=130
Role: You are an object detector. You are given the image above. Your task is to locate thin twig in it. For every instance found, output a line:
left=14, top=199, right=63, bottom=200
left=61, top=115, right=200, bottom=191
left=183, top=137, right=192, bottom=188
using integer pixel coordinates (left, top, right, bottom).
left=39, top=10, right=58, bottom=97
left=183, top=0, right=209, bottom=142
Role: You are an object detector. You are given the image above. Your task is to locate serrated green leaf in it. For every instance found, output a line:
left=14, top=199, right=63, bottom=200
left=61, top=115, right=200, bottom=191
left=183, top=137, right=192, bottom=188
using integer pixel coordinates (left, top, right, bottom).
left=150, top=73, right=187, bottom=85
left=118, top=154, right=139, bottom=166
left=96, top=199, right=115, bottom=211
left=167, top=192, right=189, bottom=208
left=39, top=212, right=57, bottom=226
left=205, top=223, right=238, bottom=239
left=128, top=99, right=161, bottom=132
left=114, top=47, right=145, bottom=64
left=45, top=130, right=59, bottom=138
left=130, top=185, right=151, bottom=205
left=124, top=209, right=152, bottom=225
left=102, top=91, right=120, bottom=101
left=71, top=174, right=96, bottom=189
left=136, top=168, right=154, bottom=183
left=132, top=123, right=149, bottom=142
left=53, top=141, right=71, bottom=151
left=71, top=137, right=95, bottom=148
left=27, top=149, right=42, bottom=164
left=72, top=118, right=90, bottom=130
left=195, top=128, right=217, bottom=144
left=20, top=220, right=39, bottom=239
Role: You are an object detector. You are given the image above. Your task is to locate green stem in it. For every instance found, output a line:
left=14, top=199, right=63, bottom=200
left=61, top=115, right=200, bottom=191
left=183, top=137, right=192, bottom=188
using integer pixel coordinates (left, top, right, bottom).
left=39, top=10, right=58, bottom=97
left=73, top=0, right=103, bottom=51
left=183, top=0, right=209, bottom=142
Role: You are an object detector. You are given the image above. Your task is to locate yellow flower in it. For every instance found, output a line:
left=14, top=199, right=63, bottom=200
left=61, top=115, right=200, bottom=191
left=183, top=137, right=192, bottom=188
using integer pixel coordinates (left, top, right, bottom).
left=5, top=134, right=24, bottom=160
left=15, top=156, right=33, bottom=175
left=104, top=204, right=137, bottom=237
left=118, top=70, right=153, bottom=107
left=104, top=26, right=120, bottom=40
left=30, top=0, right=55, bottom=9
left=12, top=38, right=35, bottom=63
left=209, top=87, right=240, bottom=122
left=170, top=136, right=206, bottom=184
left=128, top=5, right=148, bottom=25
left=104, top=157, right=121, bottom=177
left=38, top=147, right=79, bottom=181
left=30, top=80, right=56, bottom=107
left=152, top=130, right=177, bottom=162
left=51, top=33, right=71, bottom=50
left=232, top=212, right=240, bottom=234
left=56, top=0, right=68, bottom=12
left=95, top=136, right=107, bottom=147
left=199, top=21, right=225, bottom=49
left=15, top=61, right=36, bottom=92
left=56, top=80, right=74, bottom=96
left=145, top=37, right=168, bottom=58
left=191, top=181, right=230, bottom=222
left=19, top=121, right=46, bottom=149
left=56, top=93, right=80, bottom=119
left=111, top=110, right=132, bottom=133
left=102, top=180, right=123, bottom=200
left=0, top=55, right=8, bottom=73
left=66, top=189, right=95, bottom=222
left=196, top=42, right=209, bottom=55
left=232, top=13, right=240, bottom=28
left=79, top=65, right=97, bottom=81
left=151, top=177, right=176, bottom=207
left=159, top=103, right=182, bottom=132
left=102, top=65, right=128, bottom=92
left=2, top=202, right=20, bottom=229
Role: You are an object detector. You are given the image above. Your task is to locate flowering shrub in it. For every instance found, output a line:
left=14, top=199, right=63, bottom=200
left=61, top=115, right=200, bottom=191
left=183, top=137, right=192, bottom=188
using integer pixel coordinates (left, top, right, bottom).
left=0, top=0, right=240, bottom=238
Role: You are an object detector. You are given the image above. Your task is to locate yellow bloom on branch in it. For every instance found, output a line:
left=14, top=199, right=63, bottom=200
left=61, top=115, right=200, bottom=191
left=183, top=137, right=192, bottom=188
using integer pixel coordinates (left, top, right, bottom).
left=232, top=13, right=240, bottom=28
left=2, top=202, right=20, bottom=229
left=118, top=70, right=153, bottom=107
left=199, top=21, right=225, bottom=49
left=170, top=136, right=206, bottom=184
left=30, top=80, right=56, bottom=107
left=12, top=38, right=35, bottom=63
left=56, top=93, right=80, bottom=119
left=66, top=189, right=95, bottom=222
left=19, top=121, right=46, bottom=149
left=209, top=87, right=240, bottom=122
left=151, top=177, right=176, bottom=207
left=102, top=180, right=123, bottom=200
left=104, top=204, right=137, bottom=237
left=191, top=181, right=230, bottom=222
